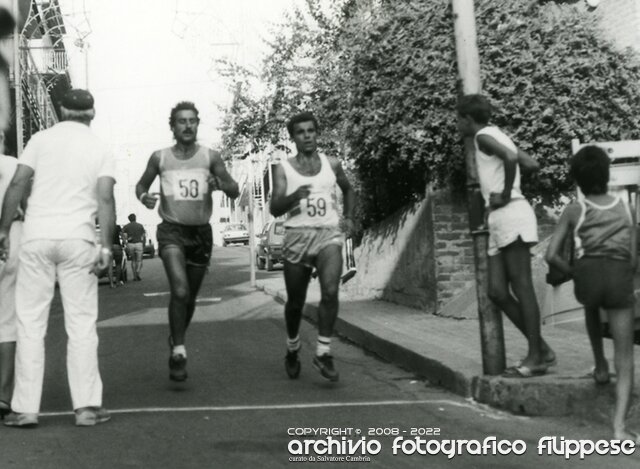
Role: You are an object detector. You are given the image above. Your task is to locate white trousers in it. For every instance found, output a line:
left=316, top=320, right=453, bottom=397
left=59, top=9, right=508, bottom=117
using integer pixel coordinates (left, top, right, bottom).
left=12, top=239, right=103, bottom=414
left=0, top=221, right=22, bottom=343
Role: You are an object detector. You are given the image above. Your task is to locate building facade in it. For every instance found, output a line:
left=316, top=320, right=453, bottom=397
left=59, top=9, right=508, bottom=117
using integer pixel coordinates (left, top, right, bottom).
left=5, top=0, right=73, bottom=156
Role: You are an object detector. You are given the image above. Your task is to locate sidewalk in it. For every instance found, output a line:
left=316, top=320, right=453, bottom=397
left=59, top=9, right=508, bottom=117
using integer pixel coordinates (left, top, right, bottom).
left=257, top=276, right=640, bottom=427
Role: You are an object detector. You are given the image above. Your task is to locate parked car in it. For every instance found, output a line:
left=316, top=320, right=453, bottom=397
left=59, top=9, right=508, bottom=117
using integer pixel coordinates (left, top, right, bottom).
left=256, top=221, right=285, bottom=271
left=143, top=239, right=155, bottom=258
left=222, top=223, right=249, bottom=246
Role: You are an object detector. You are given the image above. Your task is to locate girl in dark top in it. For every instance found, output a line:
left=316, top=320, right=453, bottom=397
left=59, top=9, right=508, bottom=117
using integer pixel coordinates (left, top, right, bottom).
left=546, top=145, right=638, bottom=442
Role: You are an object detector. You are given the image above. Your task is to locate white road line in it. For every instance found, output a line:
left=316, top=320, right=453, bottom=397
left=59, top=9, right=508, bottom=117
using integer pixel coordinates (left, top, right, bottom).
left=142, top=293, right=221, bottom=302
left=38, top=399, right=515, bottom=418
left=196, top=297, right=222, bottom=303
left=546, top=316, right=584, bottom=326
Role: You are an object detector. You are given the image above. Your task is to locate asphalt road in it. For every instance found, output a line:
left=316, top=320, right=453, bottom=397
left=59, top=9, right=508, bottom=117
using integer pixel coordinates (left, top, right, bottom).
left=2, top=246, right=639, bottom=468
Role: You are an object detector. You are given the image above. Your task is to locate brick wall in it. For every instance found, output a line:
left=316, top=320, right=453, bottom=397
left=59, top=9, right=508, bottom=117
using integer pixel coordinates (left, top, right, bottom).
left=344, top=187, right=558, bottom=316
left=431, top=190, right=476, bottom=309
left=430, top=189, right=558, bottom=316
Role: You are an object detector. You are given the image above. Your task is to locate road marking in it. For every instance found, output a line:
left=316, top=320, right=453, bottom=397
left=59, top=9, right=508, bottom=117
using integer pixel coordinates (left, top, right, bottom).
left=545, top=316, right=583, bottom=325
left=99, top=294, right=281, bottom=328
left=143, top=294, right=221, bottom=302
left=38, top=398, right=519, bottom=419
left=196, top=297, right=222, bottom=303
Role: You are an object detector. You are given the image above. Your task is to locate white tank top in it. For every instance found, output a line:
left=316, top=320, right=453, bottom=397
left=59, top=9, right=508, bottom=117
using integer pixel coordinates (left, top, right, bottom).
left=474, top=126, right=523, bottom=207
left=158, top=145, right=213, bottom=226
left=281, top=153, right=340, bottom=228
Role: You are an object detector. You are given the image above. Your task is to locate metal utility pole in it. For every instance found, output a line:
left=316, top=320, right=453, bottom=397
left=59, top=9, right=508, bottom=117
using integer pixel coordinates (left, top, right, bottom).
left=451, top=0, right=505, bottom=375
left=248, top=159, right=256, bottom=287
left=12, top=0, right=22, bottom=154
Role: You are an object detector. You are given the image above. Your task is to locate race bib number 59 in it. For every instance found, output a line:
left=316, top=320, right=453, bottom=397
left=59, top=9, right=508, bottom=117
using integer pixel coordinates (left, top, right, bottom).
left=303, top=196, right=327, bottom=217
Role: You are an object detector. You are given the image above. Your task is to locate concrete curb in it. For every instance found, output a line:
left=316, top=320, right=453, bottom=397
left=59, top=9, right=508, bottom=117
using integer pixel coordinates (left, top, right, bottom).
left=257, top=282, right=474, bottom=398
left=256, top=281, right=635, bottom=425
left=472, top=375, right=615, bottom=421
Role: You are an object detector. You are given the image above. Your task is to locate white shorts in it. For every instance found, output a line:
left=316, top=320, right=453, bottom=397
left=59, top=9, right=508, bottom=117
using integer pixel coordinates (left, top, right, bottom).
left=0, top=221, right=22, bottom=343
left=487, top=198, right=538, bottom=256
left=283, top=227, right=344, bottom=268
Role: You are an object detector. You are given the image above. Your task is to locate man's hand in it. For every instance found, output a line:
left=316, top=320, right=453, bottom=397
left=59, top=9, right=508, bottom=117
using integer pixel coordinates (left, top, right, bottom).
left=341, top=218, right=356, bottom=237
left=208, top=174, right=221, bottom=192
left=140, top=192, right=159, bottom=210
left=489, top=191, right=511, bottom=210
left=92, top=247, right=112, bottom=277
left=208, top=174, right=239, bottom=196
left=0, top=228, right=8, bottom=262
left=293, top=184, right=312, bottom=202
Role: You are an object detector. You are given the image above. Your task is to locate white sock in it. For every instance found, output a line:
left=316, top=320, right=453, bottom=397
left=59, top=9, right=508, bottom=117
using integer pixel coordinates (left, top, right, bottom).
left=287, top=335, right=301, bottom=352
left=316, top=336, right=331, bottom=357
left=172, top=345, right=187, bottom=357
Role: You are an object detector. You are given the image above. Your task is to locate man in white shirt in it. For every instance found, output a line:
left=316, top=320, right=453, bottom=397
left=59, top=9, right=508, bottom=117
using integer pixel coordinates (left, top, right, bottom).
left=0, top=89, right=116, bottom=428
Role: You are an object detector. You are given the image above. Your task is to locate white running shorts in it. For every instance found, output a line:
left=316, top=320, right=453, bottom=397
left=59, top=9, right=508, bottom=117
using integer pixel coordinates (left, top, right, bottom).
left=487, top=198, right=538, bottom=256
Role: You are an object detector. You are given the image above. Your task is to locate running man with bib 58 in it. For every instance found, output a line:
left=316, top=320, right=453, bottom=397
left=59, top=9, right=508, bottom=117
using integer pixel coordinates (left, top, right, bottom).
left=135, top=101, right=239, bottom=382
left=270, top=112, right=356, bottom=382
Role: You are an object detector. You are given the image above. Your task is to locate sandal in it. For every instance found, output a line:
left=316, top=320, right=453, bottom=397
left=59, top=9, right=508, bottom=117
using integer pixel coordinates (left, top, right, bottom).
left=515, top=355, right=557, bottom=368
left=587, top=366, right=611, bottom=385
left=615, top=430, right=640, bottom=444
left=502, top=364, right=548, bottom=378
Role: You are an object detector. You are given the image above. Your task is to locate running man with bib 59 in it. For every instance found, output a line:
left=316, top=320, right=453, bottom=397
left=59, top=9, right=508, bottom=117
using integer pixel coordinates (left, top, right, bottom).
left=270, top=112, right=356, bottom=382
left=135, top=101, right=239, bottom=382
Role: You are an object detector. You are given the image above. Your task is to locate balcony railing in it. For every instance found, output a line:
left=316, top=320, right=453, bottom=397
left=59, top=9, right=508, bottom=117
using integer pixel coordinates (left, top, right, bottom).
left=18, top=45, right=59, bottom=142
left=24, top=47, right=68, bottom=74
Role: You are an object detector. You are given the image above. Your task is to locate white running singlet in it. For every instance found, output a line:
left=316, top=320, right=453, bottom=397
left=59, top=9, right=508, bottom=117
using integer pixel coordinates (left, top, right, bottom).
left=281, top=154, right=340, bottom=228
left=158, top=145, right=213, bottom=226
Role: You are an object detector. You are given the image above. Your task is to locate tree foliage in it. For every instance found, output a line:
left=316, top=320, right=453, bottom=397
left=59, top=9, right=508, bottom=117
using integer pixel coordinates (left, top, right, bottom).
left=220, top=0, right=640, bottom=228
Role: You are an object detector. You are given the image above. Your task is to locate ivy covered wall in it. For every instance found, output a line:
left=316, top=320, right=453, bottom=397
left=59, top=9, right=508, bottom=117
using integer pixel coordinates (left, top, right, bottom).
left=221, top=0, right=640, bottom=229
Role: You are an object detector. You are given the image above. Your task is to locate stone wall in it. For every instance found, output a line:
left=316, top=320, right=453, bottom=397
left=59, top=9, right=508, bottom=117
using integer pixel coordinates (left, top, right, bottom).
left=343, top=188, right=478, bottom=312
left=342, top=183, right=562, bottom=318
left=342, top=195, right=437, bottom=311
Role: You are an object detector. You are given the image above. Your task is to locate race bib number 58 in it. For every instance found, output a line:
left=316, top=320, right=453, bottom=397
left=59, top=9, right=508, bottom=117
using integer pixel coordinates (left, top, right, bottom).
left=172, top=172, right=207, bottom=201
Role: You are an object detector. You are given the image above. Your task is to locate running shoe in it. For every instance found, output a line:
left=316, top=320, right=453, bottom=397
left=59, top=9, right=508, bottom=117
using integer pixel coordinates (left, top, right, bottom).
left=313, top=354, right=339, bottom=382
left=169, top=354, right=188, bottom=382
left=75, top=407, right=111, bottom=426
left=3, top=412, right=38, bottom=428
left=285, top=350, right=301, bottom=379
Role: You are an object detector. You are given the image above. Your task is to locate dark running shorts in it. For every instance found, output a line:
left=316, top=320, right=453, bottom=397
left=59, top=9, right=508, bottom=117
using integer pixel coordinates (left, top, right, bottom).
left=157, top=221, right=213, bottom=266
left=573, top=257, right=635, bottom=309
